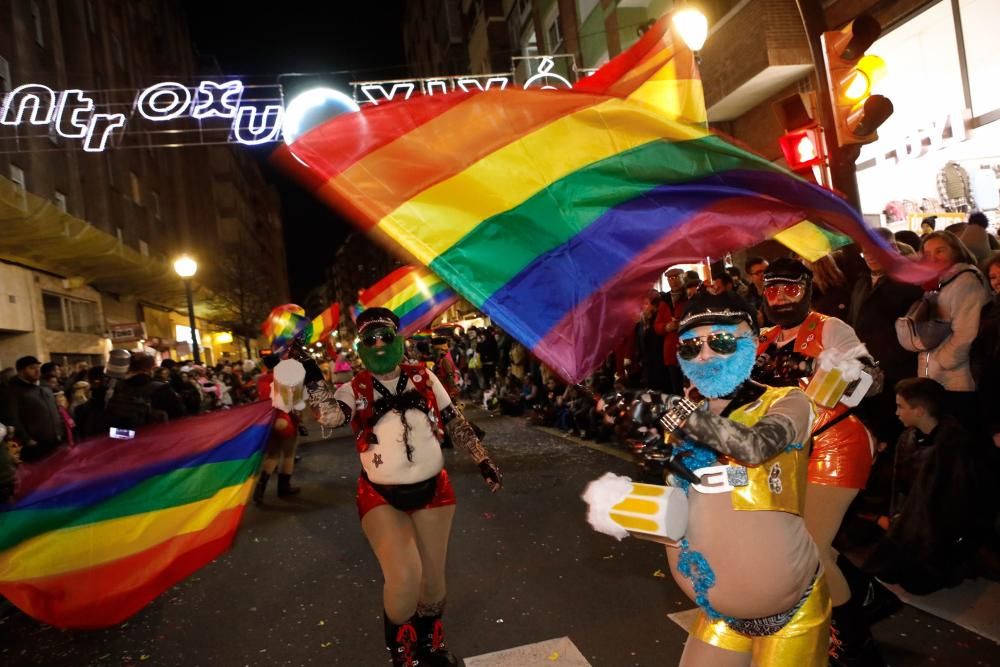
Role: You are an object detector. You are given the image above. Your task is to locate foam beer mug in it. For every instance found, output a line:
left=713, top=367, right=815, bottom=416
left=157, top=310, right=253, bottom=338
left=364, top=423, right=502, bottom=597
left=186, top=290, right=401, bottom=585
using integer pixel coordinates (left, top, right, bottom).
left=806, top=366, right=873, bottom=408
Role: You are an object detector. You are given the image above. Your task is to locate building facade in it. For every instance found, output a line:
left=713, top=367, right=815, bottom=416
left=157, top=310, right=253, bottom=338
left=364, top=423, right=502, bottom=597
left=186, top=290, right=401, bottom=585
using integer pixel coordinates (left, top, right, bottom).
left=0, top=0, right=290, bottom=369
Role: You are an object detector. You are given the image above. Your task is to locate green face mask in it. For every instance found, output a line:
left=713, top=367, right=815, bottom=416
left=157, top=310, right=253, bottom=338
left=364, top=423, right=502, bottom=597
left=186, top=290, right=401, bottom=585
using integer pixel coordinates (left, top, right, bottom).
left=357, top=328, right=404, bottom=374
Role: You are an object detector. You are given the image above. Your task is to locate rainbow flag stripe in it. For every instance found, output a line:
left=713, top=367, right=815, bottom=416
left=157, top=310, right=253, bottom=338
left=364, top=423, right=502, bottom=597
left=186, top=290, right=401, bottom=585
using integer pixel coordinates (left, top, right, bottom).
left=0, top=402, right=273, bottom=629
left=276, top=16, right=933, bottom=382
left=358, top=265, right=458, bottom=336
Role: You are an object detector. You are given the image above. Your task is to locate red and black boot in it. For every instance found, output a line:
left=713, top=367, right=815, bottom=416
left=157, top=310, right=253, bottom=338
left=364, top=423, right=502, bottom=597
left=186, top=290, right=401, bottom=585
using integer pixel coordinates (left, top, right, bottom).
left=384, top=613, right=420, bottom=666
left=415, top=611, right=458, bottom=667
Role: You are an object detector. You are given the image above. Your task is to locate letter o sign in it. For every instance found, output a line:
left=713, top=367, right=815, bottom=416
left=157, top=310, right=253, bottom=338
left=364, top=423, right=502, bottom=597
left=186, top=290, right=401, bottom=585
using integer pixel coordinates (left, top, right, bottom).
left=136, top=82, right=192, bottom=121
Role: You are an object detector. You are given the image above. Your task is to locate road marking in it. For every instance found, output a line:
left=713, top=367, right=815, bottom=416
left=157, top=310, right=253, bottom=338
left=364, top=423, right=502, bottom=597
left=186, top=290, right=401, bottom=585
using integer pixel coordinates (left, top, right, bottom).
left=465, top=636, right=590, bottom=665
left=532, top=426, right=634, bottom=462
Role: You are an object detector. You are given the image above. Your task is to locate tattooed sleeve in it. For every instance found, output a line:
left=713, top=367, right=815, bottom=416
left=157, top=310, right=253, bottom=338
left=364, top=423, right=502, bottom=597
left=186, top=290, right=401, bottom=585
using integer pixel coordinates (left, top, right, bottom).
left=445, top=410, right=490, bottom=464
left=303, top=380, right=348, bottom=428
left=682, top=411, right=797, bottom=465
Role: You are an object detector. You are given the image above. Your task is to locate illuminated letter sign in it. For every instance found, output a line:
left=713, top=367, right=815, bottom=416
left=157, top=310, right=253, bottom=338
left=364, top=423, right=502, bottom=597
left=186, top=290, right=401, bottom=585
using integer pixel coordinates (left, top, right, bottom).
left=1, top=84, right=57, bottom=125
left=136, top=82, right=192, bottom=121
left=358, top=82, right=416, bottom=106
left=191, top=80, right=244, bottom=119
left=455, top=77, right=510, bottom=93
left=54, top=90, right=96, bottom=139
left=233, top=104, right=284, bottom=145
left=84, top=113, right=127, bottom=152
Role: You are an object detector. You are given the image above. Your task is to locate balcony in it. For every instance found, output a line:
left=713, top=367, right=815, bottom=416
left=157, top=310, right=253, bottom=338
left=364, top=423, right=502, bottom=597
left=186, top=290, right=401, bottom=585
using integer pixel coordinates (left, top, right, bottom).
left=699, top=0, right=814, bottom=122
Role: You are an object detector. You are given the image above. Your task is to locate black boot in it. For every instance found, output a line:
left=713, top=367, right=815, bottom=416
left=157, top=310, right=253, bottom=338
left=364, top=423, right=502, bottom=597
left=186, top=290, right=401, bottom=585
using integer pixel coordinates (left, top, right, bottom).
left=277, top=473, right=300, bottom=497
left=829, top=599, right=886, bottom=667
left=384, top=613, right=420, bottom=666
left=415, top=612, right=458, bottom=666
left=252, top=472, right=270, bottom=504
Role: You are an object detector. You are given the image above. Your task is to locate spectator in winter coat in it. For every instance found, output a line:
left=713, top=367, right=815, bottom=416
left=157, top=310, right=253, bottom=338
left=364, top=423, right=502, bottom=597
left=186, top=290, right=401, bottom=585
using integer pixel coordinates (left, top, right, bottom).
left=917, top=232, right=990, bottom=423
left=8, top=356, right=64, bottom=462
left=970, top=253, right=1000, bottom=447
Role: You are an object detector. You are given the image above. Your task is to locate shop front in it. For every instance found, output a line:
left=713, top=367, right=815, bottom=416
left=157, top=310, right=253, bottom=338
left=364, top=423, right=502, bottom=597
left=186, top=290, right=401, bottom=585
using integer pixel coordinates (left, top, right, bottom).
left=855, top=0, right=1000, bottom=234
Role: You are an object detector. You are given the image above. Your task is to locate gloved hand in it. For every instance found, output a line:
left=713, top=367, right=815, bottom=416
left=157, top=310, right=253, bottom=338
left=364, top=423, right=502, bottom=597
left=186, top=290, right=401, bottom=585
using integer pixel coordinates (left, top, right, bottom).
left=478, top=458, right=503, bottom=493
left=287, top=336, right=325, bottom=384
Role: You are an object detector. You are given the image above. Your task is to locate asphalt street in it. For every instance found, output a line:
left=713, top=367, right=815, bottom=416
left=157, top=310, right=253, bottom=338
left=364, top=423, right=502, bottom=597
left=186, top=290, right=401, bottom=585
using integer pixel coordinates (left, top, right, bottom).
left=2, top=410, right=997, bottom=666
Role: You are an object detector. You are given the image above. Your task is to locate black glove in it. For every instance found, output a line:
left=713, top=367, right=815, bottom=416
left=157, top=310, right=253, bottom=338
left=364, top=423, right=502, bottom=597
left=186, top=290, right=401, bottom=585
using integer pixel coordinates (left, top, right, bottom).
left=478, top=458, right=503, bottom=493
left=287, top=336, right=325, bottom=384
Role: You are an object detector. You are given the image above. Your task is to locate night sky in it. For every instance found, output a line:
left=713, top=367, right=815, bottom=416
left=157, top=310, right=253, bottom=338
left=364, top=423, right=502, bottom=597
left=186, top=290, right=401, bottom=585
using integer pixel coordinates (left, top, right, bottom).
left=181, top=2, right=407, bottom=301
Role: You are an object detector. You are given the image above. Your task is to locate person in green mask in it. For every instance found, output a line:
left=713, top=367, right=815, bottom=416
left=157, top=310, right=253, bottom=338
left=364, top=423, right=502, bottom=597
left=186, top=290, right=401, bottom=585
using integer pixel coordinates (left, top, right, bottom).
left=292, top=307, right=502, bottom=667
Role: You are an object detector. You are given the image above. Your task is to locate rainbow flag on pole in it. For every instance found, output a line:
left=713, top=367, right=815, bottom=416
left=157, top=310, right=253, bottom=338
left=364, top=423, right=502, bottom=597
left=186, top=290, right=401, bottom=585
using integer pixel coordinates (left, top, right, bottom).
left=275, top=15, right=933, bottom=382
left=0, top=402, right=273, bottom=628
left=358, top=265, right=458, bottom=336
left=262, top=303, right=340, bottom=355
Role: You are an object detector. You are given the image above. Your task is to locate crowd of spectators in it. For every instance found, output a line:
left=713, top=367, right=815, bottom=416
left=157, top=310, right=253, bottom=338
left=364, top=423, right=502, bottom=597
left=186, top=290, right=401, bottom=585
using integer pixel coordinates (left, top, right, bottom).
left=0, top=351, right=275, bottom=501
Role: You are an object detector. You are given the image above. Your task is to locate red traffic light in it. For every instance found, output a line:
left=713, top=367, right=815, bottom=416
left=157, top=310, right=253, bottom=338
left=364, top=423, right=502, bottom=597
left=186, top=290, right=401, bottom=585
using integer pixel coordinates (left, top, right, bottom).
left=779, top=128, right=825, bottom=170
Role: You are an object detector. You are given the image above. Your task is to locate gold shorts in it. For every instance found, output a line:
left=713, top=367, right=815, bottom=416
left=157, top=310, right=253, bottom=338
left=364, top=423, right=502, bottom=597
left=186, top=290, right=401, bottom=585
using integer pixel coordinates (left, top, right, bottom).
left=689, top=575, right=831, bottom=667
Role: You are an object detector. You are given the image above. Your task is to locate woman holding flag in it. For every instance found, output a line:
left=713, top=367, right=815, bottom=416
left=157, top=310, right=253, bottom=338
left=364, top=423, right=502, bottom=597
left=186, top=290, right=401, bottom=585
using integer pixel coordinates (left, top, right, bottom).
left=291, top=307, right=502, bottom=667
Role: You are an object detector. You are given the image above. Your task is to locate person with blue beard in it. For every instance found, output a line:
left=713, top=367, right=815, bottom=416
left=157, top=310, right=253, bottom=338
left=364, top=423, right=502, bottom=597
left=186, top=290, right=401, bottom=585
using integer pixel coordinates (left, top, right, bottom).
left=656, top=291, right=830, bottom=667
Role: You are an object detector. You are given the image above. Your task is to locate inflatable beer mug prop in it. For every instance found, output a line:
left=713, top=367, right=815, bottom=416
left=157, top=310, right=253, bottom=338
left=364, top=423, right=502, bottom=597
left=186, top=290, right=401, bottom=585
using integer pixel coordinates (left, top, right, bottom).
left=272, top=359, right=306, bottom=413
left=582, top=472, right=688, bottom=542
left=805, top=344, right=874, bottom=408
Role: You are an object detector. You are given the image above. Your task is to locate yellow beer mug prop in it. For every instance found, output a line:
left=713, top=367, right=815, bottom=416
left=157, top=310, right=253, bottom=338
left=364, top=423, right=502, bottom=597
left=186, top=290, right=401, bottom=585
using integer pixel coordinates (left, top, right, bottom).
left=806, top=344, right=874, bottom=408
left=582, top=473, right=688, bottom=542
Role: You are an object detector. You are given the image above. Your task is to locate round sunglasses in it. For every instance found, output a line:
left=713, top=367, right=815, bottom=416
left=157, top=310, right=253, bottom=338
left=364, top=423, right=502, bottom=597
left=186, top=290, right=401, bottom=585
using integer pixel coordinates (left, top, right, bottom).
left=677, top=332, right=751, bottom=360
left=361, top=330, right=396, bottom=347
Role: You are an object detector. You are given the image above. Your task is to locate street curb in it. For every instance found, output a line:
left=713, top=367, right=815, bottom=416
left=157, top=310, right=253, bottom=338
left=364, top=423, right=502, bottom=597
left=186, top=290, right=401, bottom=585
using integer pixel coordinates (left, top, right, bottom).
left=529, top=424, right=634, bottom=463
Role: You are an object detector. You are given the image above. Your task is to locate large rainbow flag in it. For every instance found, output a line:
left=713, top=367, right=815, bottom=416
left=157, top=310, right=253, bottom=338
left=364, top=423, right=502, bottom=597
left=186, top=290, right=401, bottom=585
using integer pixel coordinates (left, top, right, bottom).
left=275, top=16, right=933, bottom=382
left=358, top=265, right=459, bottom=336
left=0, top=402, right=273, bottom=628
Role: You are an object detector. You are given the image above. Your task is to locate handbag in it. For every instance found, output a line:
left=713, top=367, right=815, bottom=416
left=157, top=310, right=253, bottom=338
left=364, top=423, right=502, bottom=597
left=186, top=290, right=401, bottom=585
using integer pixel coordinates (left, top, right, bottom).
left=895, top=293, right=950, bottom=352
left=895, top=268, right=977, bottom=352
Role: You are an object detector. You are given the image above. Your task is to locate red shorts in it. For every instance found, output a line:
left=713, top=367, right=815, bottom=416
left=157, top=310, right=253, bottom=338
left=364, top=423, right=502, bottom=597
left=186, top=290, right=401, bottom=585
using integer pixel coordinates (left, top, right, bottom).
left=356, top=469, right=456, bottom=520
left=808, top=414, right=874, bottom=489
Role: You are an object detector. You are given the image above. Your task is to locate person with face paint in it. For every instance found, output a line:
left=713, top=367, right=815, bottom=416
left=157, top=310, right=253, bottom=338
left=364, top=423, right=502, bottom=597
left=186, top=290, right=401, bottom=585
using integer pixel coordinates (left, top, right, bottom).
left=751, top=258, right=883, bottom=667
left=654, top=291, right=830, bottom=667
left=290, top=307, right=502, bottom=667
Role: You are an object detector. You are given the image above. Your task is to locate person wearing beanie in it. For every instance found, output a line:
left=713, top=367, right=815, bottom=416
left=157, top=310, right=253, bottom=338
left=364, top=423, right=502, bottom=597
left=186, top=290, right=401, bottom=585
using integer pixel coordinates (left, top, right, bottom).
left=252, top=353, right=303, bottom=502
left=289, top=306, right=502, bottom=667
left=634, top=291, right=830, bottom=666
left=752, top=258, right=884, bottom=666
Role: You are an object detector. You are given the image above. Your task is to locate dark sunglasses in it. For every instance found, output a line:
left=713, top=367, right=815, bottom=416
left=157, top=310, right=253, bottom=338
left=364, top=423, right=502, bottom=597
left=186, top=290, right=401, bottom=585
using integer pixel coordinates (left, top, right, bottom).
left=361, top=331, right=396, bottom=347
left=677, top=332, right=749, bottom=360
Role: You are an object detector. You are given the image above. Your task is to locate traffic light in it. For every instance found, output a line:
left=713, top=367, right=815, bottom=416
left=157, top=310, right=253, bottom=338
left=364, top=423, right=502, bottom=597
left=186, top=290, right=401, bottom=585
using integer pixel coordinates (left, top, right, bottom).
left=779, top=127, right=825, bottom=171
left=821, top=14, right=894, bottom=146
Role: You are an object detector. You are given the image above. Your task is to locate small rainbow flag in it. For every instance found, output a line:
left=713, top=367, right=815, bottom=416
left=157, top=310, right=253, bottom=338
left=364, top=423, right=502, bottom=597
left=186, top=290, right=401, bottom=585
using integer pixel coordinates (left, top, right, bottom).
left=358, top=265, right=458, bottom=336
left=262, top=302, right=340, bottom=355
left=276, top=15, right=933, bottom=382
left=0, top=403, right=273, bottom=628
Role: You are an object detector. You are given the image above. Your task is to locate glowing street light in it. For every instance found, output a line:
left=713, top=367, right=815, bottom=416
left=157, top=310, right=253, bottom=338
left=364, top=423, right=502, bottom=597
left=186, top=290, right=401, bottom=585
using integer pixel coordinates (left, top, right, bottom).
left=673, top=6, right=709, bottom=53
left=173, top=254, right=201, bottom=364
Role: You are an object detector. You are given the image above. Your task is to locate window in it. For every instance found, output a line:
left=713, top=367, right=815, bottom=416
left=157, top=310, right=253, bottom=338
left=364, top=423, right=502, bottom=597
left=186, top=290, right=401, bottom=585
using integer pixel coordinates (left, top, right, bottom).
left=960, top=0, right=1000, bottom=116
left=0, top=56, right=10, bottom=93
left=546, top=11, right=563, bottom=53
left=577, top=0, right=600, bottom=23
left=86, top=0, right=96, bottom=33
left=138, top=240, right=149, bottom=256
left=116, top=226, right=124, bottom=244
left=53, top=191, right=67, bottom=212
left=9, top=164, right=25, bottom=193
left=112, top=34, right=124, bottom=69
left=129, top=171, right=141, bottom=204
left=42, top=292, right=101, bottom=334
left=151, top=190, right=161, bottom=219
left=31, top=1, right=44, bottom=47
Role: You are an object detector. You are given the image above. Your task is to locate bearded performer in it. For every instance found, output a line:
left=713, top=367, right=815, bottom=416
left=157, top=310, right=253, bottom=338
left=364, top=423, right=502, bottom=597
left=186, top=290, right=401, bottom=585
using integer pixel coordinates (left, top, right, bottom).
left=591, top=291, right=829, bottom=666
left=752, top=258, right=882, bottom=666
left=291, top=307, right=502, bottom=667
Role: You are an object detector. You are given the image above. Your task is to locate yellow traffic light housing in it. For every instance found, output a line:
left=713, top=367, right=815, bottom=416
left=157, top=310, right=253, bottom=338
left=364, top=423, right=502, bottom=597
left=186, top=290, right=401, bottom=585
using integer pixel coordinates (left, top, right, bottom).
left=822, top=15, right=893, bottom=146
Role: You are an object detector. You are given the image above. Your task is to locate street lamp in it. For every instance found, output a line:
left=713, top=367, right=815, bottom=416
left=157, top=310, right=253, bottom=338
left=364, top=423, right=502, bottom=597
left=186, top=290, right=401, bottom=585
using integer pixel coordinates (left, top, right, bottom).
left=673, top=6, right=709, bottom=53
left=173, top=254, right=201, bottom=365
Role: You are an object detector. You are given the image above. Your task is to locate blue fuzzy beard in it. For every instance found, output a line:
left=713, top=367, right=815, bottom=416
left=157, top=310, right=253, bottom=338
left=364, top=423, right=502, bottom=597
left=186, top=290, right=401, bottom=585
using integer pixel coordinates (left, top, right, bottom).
left=678, top=328, right=757, bottom=398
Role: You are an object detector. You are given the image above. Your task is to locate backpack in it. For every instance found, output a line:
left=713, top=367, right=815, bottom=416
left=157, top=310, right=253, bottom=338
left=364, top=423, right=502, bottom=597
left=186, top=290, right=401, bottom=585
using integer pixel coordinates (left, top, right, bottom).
left=106, top=379, right=169, bottom=429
